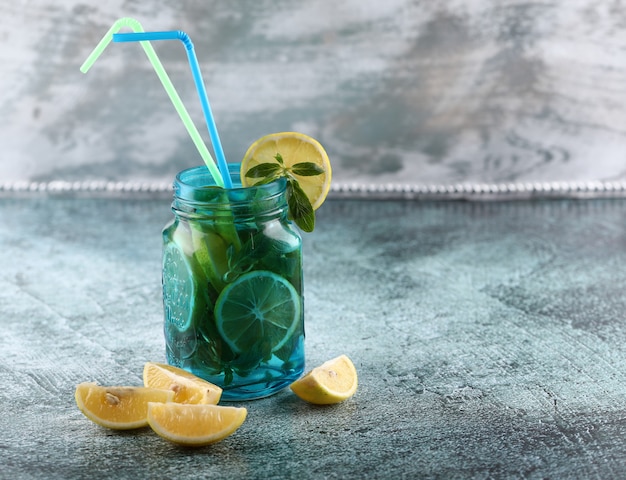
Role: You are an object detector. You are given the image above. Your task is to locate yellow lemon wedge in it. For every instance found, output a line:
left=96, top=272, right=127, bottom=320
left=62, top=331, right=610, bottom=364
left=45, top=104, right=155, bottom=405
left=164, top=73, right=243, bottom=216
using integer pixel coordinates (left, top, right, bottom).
left=143, top=362, right=222, bottom=405
left=241, top=132, right=332, bottom=210
left=147, top=402, right=247, bottom=447
left=74, top=382, right=174, bottom=430
left=289, top=355, right=358, bottom=405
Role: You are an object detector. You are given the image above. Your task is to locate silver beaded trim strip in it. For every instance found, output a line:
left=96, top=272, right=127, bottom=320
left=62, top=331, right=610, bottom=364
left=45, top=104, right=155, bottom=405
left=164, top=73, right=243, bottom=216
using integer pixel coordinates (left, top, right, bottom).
left=0, top=180, right=172, bottom=194
left=330, top=180, right=626, bottom=199
left=2, top=180, right=626, bottom=199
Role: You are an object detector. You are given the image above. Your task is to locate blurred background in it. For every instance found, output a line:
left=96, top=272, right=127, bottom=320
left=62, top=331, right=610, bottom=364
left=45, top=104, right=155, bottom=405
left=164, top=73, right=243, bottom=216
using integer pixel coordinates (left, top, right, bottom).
left=2, top=0, right=626, bottom=190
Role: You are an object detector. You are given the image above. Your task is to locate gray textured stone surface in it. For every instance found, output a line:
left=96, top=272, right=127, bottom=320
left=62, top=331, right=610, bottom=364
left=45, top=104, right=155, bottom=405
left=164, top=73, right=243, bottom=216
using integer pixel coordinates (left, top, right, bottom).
left=2, top=195, right=626, bottom=478
left=3, top=1, right=626, bottom=187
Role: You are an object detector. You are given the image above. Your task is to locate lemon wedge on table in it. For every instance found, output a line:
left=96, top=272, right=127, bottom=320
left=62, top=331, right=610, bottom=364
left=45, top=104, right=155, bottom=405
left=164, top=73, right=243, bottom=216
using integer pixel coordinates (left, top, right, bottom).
left=290, top=355, right=358, bottom=405
left=147, top=402, right=247, bottom=447
left=74, top=382, right=174, bottom=430
left=143, top=362, right=222, bottom=405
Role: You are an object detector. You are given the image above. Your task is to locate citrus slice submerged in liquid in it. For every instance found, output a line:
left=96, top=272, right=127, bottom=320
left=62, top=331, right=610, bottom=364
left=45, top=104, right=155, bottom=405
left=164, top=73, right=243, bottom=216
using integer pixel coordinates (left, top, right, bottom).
left=162, top=242, right=197, bottom=331
left=215, top=270, right=301, bottom=356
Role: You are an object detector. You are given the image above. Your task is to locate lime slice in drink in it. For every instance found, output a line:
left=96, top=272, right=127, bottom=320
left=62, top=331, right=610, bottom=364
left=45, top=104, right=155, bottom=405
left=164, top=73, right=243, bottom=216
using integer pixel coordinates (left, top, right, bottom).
left=214, top=271, right=301, bottom=355
left=190, top=227, right=229, bottom=292
left=162, top=242, right=197, bottom=331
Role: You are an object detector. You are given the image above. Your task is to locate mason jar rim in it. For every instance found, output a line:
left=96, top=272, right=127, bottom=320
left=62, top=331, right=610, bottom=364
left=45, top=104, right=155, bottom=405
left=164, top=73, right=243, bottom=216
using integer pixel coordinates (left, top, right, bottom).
left=173, top=163, right=287, bottom=207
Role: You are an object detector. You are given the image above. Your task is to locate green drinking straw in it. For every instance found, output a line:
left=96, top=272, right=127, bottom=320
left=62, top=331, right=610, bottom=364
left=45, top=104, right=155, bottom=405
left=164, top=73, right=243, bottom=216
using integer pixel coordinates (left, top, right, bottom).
left=113, top=31, right=233, bottom=189
left=80, top=17, right=225, bottom=188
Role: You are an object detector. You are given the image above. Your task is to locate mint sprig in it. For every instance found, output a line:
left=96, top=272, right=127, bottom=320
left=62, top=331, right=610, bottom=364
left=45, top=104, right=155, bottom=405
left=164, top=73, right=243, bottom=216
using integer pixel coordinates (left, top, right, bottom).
left=287, top=180, right=315, bottom=232
left=245, top=153, right=322, bottom=232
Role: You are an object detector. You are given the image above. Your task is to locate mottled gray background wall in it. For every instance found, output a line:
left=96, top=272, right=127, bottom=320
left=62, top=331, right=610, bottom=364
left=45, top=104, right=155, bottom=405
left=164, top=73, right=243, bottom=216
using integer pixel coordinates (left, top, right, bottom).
left=2, top=1, right=626, bottom=189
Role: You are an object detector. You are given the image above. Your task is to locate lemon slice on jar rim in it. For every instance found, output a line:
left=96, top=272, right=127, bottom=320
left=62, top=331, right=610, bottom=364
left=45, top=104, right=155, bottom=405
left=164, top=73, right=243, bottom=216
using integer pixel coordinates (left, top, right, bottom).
left=240, top=131, right=332, bottom=211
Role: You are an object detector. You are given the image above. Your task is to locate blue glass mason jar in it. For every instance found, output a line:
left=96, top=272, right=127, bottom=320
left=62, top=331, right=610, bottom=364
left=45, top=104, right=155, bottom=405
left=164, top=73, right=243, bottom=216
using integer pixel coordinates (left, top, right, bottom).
left=162, top=164, right=304, bottom=400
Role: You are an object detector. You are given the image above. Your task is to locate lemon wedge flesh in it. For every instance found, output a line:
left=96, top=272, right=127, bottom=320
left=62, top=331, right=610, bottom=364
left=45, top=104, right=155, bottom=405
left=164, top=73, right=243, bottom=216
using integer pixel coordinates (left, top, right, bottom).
left=290, top=355, right=358, bottom=404
left=143, top=362, right=222, bottom=405
left=74, top=382, right=174, bottom=430
left=240, top=131, right=332, bottom=210
left=147, top=402, right=247, bottom=446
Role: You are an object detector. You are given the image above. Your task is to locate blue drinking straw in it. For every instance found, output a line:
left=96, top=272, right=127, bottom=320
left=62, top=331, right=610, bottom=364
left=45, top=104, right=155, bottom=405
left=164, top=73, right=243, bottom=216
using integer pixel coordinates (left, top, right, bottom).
left=81, top=18, right=225, bottom=188
left=114, top=31, right=233, bottom=189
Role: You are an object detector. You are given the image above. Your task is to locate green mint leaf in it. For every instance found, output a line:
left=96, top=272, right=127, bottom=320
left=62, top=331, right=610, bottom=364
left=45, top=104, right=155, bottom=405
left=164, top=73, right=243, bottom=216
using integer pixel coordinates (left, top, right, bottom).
left=287, top=179, right=315, bottom=232
left=224, top=231, right=272, bottom=281
left=243, top=152, right=321, bottom=233
left=253, top=175, right=281, bottom=186
left=223, top=367, right=234, bottom=386
left=245, top=163, right=282, bottom=179
left=290, top=162, right=324, bottom=176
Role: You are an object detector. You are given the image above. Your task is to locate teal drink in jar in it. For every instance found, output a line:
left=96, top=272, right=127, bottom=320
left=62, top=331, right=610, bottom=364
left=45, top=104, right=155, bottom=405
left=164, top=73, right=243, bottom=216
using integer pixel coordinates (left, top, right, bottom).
left=162, top=164, right=304, bottom=400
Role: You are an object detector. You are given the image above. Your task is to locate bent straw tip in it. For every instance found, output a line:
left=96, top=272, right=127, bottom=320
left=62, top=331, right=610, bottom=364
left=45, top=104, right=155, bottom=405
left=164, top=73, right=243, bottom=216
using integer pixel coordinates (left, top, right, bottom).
left=80, top=17, right=146, bottom=74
